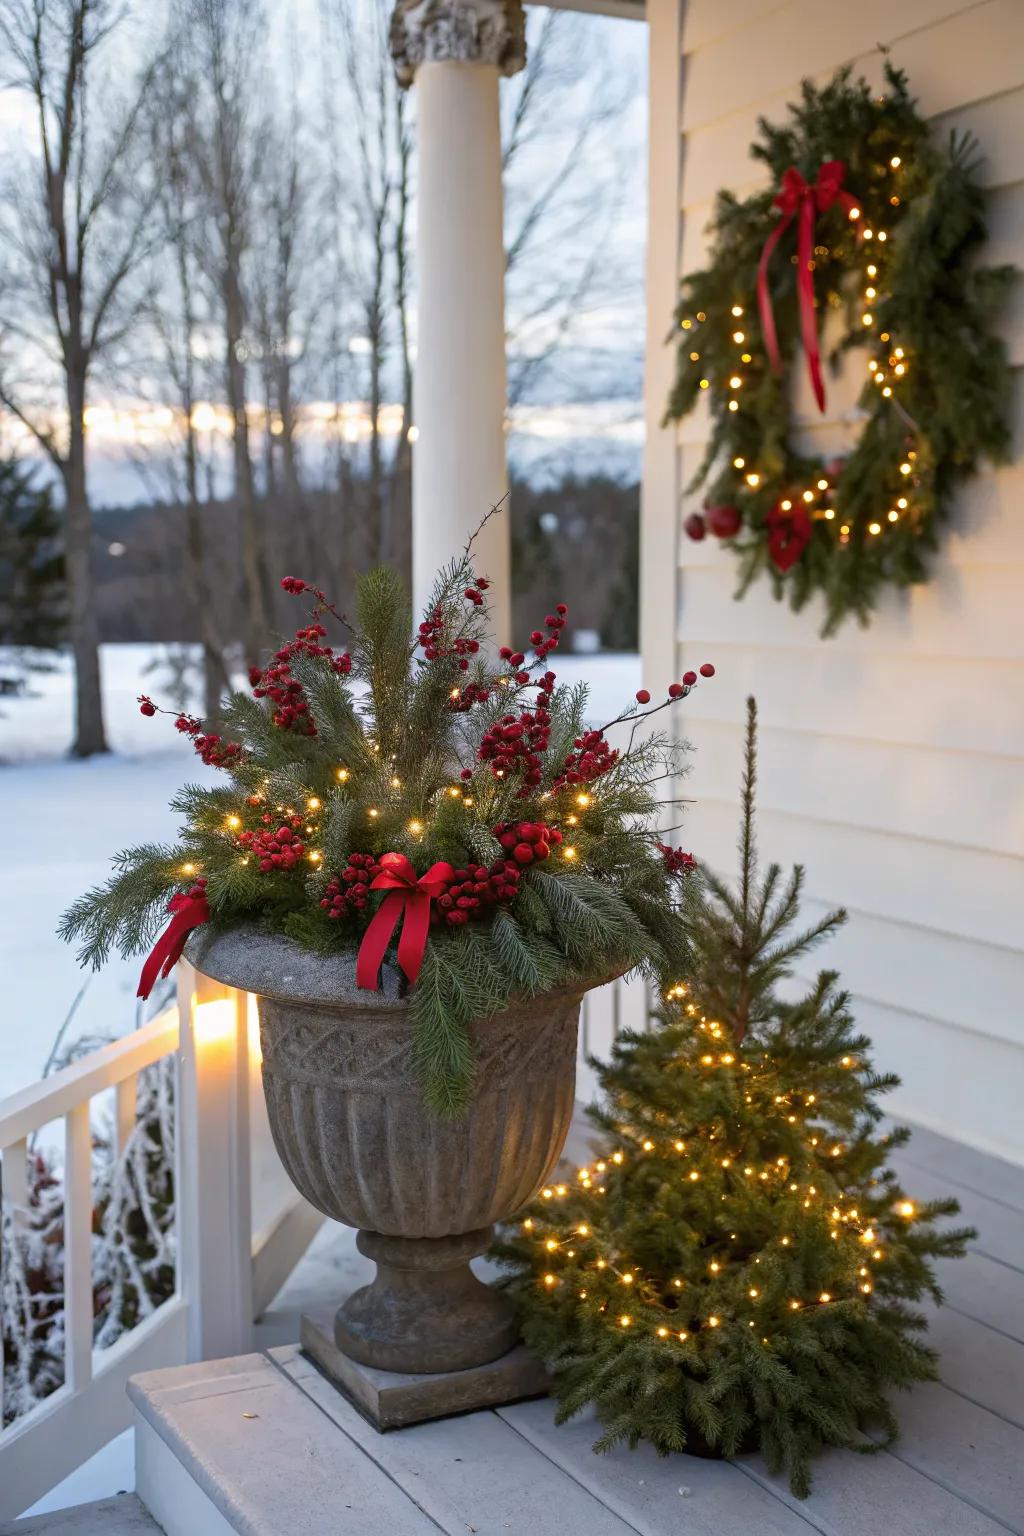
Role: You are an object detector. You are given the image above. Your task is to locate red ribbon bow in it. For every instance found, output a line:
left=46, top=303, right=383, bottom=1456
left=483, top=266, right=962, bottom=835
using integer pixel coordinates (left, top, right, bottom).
left=137, top=887, right=210, bottom=1000
left=766, top=501, right=813, bottom=573
left=757, top=160, right=859, bottom=414
left=356, top=852, right=455, bottom=990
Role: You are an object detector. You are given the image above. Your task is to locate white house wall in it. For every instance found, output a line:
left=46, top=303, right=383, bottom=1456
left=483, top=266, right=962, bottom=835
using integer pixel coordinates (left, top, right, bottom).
left=642, top=0, right=1024, bottom=1164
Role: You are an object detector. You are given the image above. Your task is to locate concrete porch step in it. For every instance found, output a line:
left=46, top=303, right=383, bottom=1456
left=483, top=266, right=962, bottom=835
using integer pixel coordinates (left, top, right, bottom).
left=0, top=1493, right=161, bottom=1534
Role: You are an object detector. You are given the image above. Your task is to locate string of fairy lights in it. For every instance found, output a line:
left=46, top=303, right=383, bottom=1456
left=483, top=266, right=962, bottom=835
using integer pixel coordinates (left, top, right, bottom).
left=523, top=984, right=919, bottom=1349
left=681, top=154, right=922, bottom=547
left=174, top=771, right=603, bottom=882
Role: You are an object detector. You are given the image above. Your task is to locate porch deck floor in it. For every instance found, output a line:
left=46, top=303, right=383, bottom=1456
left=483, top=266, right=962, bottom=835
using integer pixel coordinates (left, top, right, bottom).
left=241, top=1119, right=1024, bottom=1536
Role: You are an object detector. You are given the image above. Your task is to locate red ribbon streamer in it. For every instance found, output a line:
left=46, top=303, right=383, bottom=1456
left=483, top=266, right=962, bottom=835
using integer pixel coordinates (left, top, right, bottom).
left=137, top=890, right=210, bottom=1000
left=356, top=852, right=455, bottom=990
left=757, top=160, right=859, bottom=414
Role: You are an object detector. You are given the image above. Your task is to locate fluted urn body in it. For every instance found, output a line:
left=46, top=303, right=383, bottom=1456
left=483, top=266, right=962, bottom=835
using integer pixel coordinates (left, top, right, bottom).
left=187, top=925, right=588, bottom=1373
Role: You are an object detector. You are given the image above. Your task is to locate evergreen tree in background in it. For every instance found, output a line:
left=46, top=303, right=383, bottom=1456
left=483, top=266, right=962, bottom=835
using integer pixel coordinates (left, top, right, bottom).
left=0, top=455, right=65, bottom=654
left=495, top=699, right=973, bottom=1497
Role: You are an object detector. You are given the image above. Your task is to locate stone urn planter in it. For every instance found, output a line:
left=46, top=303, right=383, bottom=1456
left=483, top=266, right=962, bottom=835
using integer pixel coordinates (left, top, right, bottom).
left=187, top=924, right=592, bottom=1377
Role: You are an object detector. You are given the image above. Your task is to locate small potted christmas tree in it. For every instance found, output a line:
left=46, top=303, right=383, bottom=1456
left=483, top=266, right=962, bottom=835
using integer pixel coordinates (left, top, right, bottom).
left=60, top=517, right=709, bottom=1379
left=495, top=698, right=972, bottom=1494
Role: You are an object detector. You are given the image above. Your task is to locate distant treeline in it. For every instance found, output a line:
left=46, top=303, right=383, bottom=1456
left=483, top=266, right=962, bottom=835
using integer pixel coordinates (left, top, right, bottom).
left=90, top=473, right=639, bottom=652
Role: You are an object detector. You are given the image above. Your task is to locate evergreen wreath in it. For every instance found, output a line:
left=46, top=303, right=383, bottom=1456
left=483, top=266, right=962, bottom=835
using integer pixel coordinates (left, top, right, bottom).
left=60, top=511, right=710, bottom=1117
left=495, top=699, right=973, bottom=1497
left=665, top=63, right=1014, bottom=635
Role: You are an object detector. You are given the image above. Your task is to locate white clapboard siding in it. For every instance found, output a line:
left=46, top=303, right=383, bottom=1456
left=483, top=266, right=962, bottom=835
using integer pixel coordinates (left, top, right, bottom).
left=642, top=0, right=1024, bottom=1164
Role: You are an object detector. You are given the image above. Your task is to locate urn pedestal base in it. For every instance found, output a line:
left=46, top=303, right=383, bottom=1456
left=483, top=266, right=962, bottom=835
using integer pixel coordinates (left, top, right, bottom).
left=301, top=1306, right=549, bottom=1430
left=336, top=1226, right=517, bottom=1373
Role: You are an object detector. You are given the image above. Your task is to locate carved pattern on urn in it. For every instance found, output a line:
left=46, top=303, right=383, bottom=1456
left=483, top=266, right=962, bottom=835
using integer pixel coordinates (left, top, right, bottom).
left=390, top=0, right=527, bottom=88
left=186, top=924, right=589, bottom=1372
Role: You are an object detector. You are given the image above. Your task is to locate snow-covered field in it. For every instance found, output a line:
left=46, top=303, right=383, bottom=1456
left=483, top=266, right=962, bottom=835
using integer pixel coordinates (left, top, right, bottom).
left=0, top=644, right=640, bottom=1100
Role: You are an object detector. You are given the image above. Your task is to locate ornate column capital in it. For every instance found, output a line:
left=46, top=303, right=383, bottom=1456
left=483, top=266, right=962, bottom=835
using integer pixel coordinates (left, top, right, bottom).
left=390, top=0, right=526, bottom=88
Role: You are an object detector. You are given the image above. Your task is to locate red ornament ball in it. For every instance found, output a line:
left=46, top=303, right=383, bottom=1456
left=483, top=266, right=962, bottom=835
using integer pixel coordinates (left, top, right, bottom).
left=705, top=504, right=742, bottom=539
left=684, top=512, right=706, bottom=542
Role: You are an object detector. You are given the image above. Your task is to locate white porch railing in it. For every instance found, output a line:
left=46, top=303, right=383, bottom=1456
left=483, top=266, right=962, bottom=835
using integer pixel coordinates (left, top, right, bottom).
left=0, top=966, right=648, bottom=1521
left=0, top=961, right=322, bottom=1522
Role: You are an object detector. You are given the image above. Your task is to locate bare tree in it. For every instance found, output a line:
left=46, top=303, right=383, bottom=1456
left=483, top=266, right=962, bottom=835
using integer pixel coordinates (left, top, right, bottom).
left=180, top=0, right=271, bottom=667
left=0, top=0, right=162, bottom=754
left=142, top=60, right=232, bottom=721
left=501, top=10, right=640, bottom=409
left=329, top=0, right=400, bottom=569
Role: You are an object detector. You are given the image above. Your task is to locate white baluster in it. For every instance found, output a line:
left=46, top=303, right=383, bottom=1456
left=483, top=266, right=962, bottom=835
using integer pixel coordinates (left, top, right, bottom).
left=64, top=1103, right=94, bottom=1391
left=115, top=1073, right=138, bottom=1160
left=1, top=1136, right=28, bottom=1217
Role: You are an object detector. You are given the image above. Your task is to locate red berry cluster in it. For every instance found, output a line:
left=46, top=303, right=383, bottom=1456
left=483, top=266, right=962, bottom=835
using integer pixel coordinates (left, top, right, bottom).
left=462, top=578, right=491, bottom=607
left=238, top=824, right=307, bottom=872
left=492, top=819, right=563, bottom=865
left=183, top=877, right=207, bottom=899
left=435, top=858, right=521, bottom=927
left=448, top=681, right=492, bottom=713
left=172, top=712, right=244, bottom=769
left=320, top=852, right=384, bottom=920
left=553, top=727, right=618, bottom=790
left=658, top=844, right=697, bottom=876
left=478, top=704, right=551, bottom=790
left=250, top=623, right=352, bottom=736
left=139, top=694, right=157, bottom=716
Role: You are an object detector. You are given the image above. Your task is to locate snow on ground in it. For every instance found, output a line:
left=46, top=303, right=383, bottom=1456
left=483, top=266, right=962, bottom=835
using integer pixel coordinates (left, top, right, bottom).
left=0, top=645, right=640, bottom=1101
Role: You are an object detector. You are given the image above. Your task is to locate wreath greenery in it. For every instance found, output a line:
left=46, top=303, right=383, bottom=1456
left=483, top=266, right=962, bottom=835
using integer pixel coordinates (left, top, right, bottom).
left=665, top=63, right=1015, bottom=635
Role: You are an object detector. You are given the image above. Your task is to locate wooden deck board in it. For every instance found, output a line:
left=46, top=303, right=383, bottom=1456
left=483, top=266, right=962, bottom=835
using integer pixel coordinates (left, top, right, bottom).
left=935, top=1252, right=1024, bottom=1343
left=736, top=1443, right=1014, bottom=1536
left=928, top=1303, right=1024, bottom=1426
left=496, top=1398, right=818, bottom=1536
left=888, top=1155, right=1024, bottom=1272
left=869, top=1383, right=1024, bottom=1533
left=889, top=1125, right=1024, bottom=1215
left=272, top=1345, right=643, bottom=1535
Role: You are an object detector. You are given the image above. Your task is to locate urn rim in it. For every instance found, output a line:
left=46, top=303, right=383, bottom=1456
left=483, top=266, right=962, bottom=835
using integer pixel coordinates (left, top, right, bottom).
left=185, top=919, right=615, bottom=1015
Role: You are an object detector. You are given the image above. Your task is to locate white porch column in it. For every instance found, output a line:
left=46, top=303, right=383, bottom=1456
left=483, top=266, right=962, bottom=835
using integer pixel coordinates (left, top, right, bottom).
left=391, top=0, right=525, bottom=645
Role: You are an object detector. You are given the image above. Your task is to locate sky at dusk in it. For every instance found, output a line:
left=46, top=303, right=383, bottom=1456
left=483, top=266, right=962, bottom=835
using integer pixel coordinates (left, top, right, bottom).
left=0, top=5, right=649, bottom=503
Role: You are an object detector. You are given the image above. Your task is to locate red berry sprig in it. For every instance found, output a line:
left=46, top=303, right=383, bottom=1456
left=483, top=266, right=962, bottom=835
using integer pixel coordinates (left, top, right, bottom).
left=137, top=697, right=245, bottom=769
left=498, top=603, right=567, bottom=683
left=238, top=824, right=307, bottom=872
left=320, top=853, right=384, bottom=919
left=658, top=844, right=697, bottom=877
left=492, top=820, right=563, bottom=865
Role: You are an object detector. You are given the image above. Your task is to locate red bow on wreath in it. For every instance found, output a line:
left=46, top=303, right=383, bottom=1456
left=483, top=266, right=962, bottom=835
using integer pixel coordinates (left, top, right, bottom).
left=138, top=882, right=210, bottom=1000
left=356, top=852, right=455, bottom=990
left=766, top=502, right=813, bottom=573
left=757, top=160, right=860, bottom=414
